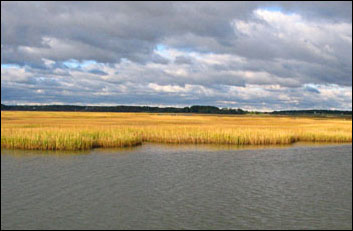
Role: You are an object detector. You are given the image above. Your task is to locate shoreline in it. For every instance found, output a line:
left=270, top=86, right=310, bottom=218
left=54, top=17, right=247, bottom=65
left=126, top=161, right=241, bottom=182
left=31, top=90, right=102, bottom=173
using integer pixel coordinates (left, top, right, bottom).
left=2, top=141, right=352, bottom=153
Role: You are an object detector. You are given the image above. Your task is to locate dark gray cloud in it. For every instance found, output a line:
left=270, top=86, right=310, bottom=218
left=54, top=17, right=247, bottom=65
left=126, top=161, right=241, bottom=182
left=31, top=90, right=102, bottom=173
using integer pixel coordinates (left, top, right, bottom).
left=88, top=69, right=108, bottom=76
left=1, top=2, right=352, bottom=110
left=304, top=85, right=320, bottom=94
left=174, top=56, right=194, bottom=65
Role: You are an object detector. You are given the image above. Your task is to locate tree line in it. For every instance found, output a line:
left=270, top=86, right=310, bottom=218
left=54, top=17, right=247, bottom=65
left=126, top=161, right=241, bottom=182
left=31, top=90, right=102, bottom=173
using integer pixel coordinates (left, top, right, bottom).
left=1, top=104, right=351, bottom=116
left=0, top=104, right=246, bottom=114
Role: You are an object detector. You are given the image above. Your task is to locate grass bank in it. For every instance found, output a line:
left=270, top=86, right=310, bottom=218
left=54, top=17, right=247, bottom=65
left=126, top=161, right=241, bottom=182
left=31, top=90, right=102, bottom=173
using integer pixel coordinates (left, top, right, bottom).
left=1, top=111, right=352, bottom=151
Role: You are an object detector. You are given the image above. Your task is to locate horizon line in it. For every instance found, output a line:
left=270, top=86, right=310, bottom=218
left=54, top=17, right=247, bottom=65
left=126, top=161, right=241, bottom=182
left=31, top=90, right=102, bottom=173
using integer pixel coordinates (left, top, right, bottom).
left=1, top=103, right=352, bottom=113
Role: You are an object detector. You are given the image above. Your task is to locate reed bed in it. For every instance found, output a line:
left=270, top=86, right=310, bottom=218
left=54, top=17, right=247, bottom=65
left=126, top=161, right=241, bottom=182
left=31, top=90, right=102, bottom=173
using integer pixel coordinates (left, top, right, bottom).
left=1, top=127, right=142, bottom=151
left=1, top=111, right=352, bottom=150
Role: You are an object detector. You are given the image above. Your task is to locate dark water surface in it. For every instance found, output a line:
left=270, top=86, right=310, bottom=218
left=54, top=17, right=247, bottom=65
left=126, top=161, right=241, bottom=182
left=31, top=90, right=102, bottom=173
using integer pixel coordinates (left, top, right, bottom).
left=1, top=144, right=352, bottom=230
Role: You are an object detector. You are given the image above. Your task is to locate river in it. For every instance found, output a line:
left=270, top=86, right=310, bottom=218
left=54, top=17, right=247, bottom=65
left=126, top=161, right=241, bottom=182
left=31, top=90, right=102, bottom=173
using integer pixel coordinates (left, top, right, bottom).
left=1, top=144, right=352, bottom=230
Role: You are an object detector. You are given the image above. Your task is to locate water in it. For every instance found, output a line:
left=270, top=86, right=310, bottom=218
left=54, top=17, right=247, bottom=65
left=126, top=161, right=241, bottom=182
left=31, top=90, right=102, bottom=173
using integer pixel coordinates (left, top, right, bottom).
left=1, top=144, right=352, bottom=230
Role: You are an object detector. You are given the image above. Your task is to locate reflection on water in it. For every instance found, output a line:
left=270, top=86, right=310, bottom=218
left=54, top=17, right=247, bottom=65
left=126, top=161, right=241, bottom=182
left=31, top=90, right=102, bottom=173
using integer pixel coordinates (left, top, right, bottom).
left=1, top=141, right=347, bottom=157
left=1, top=144, right=352, bottom=230
left=139, top=142, right=347, bottom=152
left=1, top=145, right=142, bottom=157
left=1, top=148, right=91, bottom=157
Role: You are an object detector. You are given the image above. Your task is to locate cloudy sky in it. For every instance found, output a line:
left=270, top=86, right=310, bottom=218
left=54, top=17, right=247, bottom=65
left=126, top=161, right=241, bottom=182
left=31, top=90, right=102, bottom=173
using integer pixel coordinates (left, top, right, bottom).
left=1, top=2, right=352, bottom=111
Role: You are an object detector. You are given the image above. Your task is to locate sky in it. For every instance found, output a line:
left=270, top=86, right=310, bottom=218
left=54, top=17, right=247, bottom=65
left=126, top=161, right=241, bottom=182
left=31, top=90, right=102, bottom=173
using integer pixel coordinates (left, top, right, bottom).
left=1, top=1, right=352, bottom=111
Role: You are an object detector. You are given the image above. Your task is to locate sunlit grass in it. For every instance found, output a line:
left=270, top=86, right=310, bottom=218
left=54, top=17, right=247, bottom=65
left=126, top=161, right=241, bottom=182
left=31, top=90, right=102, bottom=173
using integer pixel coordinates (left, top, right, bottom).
left=1, top=111, right=352, bottom=150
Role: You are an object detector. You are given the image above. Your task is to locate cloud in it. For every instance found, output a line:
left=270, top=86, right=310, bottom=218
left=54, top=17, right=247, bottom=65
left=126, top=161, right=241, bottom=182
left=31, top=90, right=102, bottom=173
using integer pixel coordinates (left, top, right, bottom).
left=88, top=69, right=108, bottom=76
left=304, top=85, right=320, bottom=94
left=174, top=56, right=194, bottom=65
left=1, top=2, right=352, bottom=110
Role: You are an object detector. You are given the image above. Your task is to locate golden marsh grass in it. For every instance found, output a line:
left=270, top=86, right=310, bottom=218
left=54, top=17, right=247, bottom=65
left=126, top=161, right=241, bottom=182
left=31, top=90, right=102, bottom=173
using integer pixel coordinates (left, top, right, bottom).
left=1, top=111, right=352, bottom=151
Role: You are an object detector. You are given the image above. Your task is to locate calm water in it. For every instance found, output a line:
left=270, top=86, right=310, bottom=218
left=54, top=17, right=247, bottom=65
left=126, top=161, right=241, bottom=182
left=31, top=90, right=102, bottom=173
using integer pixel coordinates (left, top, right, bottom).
left=1, top=144, right=352, bottom=230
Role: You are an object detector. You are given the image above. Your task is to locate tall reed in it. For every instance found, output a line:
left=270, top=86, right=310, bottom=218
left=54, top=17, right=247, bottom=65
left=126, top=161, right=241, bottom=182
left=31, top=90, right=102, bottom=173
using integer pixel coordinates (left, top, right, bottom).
left=1, top=111, right=352, bottom=151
